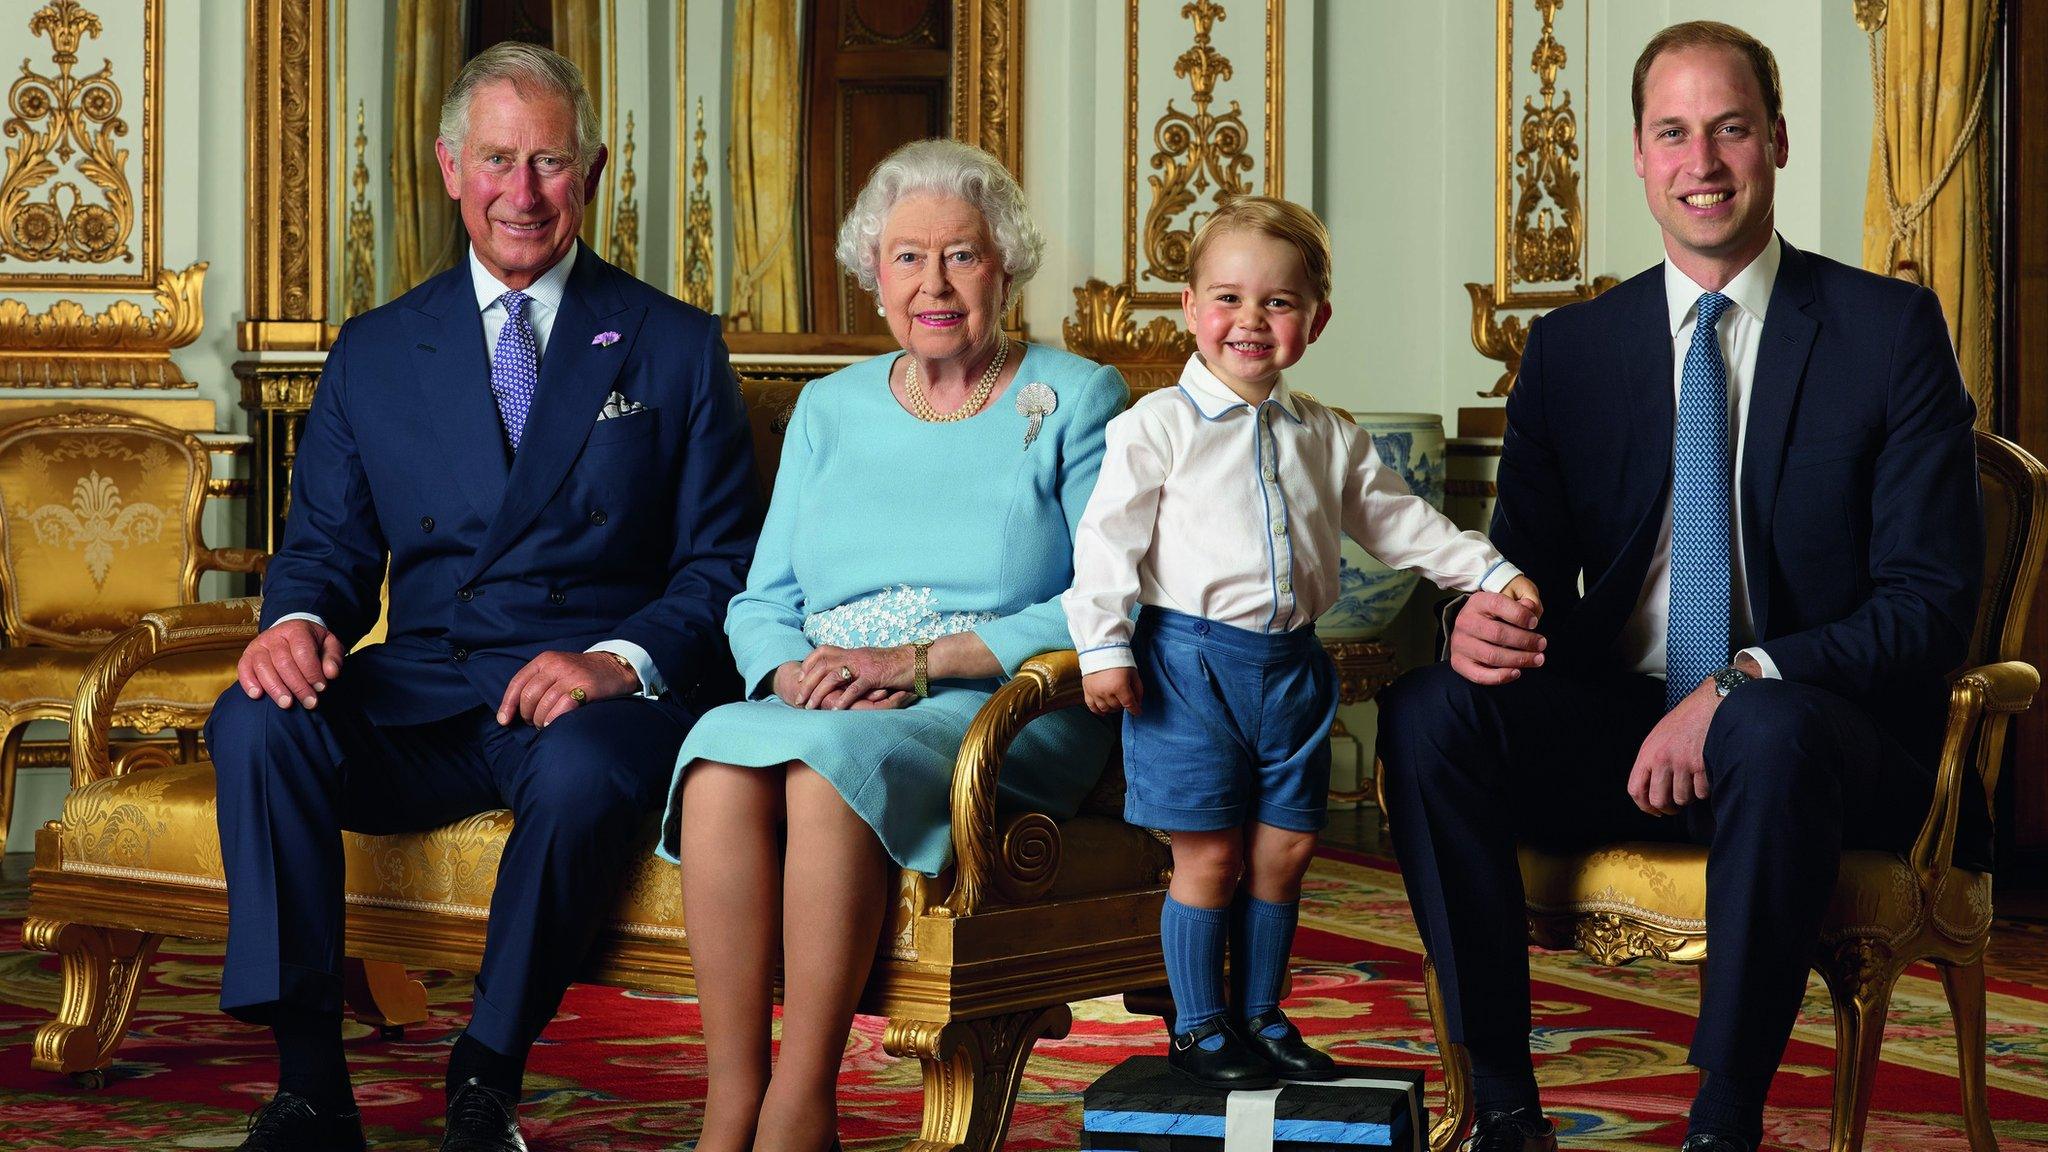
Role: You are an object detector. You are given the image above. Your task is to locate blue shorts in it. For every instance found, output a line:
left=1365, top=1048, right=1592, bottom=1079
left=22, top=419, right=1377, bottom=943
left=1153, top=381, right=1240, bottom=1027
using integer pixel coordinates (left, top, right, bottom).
left=1121, top=606, right=1339, bottom=833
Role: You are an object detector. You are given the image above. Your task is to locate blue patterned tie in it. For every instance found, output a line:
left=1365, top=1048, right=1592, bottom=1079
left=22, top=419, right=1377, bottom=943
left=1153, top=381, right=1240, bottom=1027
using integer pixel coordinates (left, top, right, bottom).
left=1667, top=291, right=1733, bottom=710
left=490, top=290, right=538, bottom=450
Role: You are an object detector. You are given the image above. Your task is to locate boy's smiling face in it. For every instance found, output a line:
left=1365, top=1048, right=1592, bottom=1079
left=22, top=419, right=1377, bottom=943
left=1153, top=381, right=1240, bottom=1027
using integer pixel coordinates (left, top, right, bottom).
left=1181, top=229, right=1332, bottom=404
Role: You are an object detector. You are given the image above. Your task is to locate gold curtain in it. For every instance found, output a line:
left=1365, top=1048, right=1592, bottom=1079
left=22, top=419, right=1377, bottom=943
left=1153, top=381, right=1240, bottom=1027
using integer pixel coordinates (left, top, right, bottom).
left=389, top=0, right=466, bottom=296
left=728, top=0, right=806, bottom=332
left=1861, top=0, right=2000, bottom=420
left=552, top=0, right=608, bottom=251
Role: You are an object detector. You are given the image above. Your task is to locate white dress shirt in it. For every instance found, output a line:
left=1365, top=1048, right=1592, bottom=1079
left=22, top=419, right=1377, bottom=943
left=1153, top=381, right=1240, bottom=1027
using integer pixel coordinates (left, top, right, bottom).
left=279, top=244, right=664, bottom=698
left=1065, top=355, right=1521, bottom=675
left=1615, top=233, right=1783, bottom=682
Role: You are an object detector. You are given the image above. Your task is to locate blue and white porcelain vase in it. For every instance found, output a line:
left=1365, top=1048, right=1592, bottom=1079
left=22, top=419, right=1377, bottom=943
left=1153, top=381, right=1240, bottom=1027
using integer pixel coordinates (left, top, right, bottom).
left=1318, top=413, right=1449, bottom=640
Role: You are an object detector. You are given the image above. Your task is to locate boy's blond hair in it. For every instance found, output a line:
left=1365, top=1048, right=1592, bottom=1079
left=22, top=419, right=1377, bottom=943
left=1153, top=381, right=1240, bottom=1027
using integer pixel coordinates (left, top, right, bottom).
left=1185, top=195, right=1332, bottom=303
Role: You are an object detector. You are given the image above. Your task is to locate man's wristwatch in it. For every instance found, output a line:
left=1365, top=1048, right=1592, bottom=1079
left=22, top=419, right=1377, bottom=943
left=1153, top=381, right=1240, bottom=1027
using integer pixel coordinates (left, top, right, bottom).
left=1710, top=665, right=1754, bottom=697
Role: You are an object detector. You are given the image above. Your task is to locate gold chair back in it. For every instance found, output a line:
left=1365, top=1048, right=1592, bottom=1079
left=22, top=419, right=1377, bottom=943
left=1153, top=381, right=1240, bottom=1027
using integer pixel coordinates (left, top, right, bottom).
left=0, top=410, right=211, bottom=649
left=1969, top=428, right=2048, bottom=683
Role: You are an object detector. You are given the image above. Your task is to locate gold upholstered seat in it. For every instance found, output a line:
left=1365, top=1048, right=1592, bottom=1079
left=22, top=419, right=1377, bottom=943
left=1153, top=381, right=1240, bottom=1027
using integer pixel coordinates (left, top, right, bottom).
left=0, top=410, right=263, bottom=855
left=24, top=380, right=1173, bottom=1152
left=1409, top=430, right=2046, bottom=1152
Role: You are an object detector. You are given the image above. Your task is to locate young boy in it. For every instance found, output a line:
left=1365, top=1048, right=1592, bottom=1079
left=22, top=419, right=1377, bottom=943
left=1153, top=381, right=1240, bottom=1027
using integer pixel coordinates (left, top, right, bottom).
left=1064, top=196, right=1542, bottom=1089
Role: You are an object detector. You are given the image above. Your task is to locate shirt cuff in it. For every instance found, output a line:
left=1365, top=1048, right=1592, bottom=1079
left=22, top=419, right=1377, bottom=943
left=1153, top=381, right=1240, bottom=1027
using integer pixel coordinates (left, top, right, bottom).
left=587, top=639, right=663, bottom=697
left=1736, top=646, right=1783, bottom=680
left=273, top=612, right=328, bottom=630
left=1077, top=642, right=1137, bottom=675
left=1477, top=560, right=1524, bottom=595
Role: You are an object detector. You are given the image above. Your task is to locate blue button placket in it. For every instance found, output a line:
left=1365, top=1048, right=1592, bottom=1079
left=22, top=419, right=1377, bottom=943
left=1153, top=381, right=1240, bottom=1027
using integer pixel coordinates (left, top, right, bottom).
left=1255, top=400, right=1297, bottom=631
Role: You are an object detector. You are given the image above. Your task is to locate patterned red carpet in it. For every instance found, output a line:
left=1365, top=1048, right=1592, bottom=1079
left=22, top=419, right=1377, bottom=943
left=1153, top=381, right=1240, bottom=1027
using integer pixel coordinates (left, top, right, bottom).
left=2, top=847, right=2044, bottom=1151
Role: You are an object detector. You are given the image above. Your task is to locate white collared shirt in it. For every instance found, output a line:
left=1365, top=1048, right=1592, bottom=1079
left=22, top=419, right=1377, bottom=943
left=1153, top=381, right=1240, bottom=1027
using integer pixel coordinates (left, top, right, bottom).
left=1615, top=233, right=1783, bottom=681
left=1065, top=355, right=1521, bottom=675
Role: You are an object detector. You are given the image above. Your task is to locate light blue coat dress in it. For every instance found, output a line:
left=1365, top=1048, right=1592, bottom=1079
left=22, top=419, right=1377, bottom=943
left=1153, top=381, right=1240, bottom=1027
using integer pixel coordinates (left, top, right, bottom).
left=660, top=344, right=1127, bottom=874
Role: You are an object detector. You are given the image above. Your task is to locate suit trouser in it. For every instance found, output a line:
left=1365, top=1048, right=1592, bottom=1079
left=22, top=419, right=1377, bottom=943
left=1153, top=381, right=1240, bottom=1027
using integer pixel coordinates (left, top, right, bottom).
left=1377, top=662, right=1935, bottom=1077
left=206, top=681, right=691, bottom=1054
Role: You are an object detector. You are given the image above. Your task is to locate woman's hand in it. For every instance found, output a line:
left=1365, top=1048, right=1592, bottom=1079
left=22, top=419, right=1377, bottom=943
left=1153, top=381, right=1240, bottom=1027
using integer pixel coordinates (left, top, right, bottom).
left=796, top=644, right=915, bottom=709
left=772, top=661, right=809, bottom=707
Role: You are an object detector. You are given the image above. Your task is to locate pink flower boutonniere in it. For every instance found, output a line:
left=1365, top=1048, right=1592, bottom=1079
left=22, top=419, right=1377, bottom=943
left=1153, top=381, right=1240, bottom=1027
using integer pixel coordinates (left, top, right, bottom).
left=592, top=331, right=621, bottom=347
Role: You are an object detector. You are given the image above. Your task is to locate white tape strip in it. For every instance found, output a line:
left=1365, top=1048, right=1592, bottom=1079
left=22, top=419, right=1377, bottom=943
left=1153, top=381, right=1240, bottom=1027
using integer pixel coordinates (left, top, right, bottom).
left=1219, top=1076, right=1424, bottom=1152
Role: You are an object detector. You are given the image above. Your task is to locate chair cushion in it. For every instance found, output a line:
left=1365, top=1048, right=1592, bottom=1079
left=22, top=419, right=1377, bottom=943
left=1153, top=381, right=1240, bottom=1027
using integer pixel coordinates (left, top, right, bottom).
left=1519, top=842, right=1993, bottom=950
left=0, top=647, right=239, bottom=716
left=56, top=762, right=1170, bottom=958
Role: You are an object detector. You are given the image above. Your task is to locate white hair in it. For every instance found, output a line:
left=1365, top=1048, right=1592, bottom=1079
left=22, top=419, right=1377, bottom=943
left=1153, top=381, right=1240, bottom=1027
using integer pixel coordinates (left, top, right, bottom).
left=438, top=42, right=603, bottom=173
left=835, top=139, right=1044, bottom=301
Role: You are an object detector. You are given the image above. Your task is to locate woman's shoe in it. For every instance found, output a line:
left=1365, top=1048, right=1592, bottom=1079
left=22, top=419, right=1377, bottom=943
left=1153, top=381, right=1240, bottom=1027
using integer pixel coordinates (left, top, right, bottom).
left=1239, top=1009, right=1339, bottom=1080
left=1166, top=1017, right=1277, bottom=1089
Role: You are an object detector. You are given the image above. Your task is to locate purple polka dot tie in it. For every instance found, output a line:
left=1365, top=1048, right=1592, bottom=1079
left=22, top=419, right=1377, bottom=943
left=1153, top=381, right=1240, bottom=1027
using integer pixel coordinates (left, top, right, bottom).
left=491, top=290, right=538, bottom=450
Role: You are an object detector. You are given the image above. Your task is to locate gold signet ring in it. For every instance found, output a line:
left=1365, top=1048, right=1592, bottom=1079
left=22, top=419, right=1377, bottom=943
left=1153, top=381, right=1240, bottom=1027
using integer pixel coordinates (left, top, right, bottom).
left=838, top=666, right=855, bottom=683
left=570, top=687, right=588, bottom=703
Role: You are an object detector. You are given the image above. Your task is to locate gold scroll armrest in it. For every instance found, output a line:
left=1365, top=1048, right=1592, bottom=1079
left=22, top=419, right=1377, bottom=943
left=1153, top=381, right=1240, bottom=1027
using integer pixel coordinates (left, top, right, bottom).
left=945, top=649, right=1086, bottom=917
left=202, top=547, right=270, bottom=576
left=69, top=597, right=264, bottom=789
left=1910, top=660, right=2040, bottom=883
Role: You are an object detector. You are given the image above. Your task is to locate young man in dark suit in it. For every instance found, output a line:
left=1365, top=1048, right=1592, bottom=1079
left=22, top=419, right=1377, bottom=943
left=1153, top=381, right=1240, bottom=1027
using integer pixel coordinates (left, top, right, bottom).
left=1379, top=21, right=1983, bottom=1152
left=206, top=42, right=759, bottom=1152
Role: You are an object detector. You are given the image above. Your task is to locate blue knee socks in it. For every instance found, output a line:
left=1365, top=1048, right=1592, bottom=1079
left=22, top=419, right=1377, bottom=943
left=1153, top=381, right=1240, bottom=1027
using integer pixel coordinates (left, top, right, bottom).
left=1162, top=895, right=1230, bottom=1049
left=1233, top=894, right=1299, bottom=1038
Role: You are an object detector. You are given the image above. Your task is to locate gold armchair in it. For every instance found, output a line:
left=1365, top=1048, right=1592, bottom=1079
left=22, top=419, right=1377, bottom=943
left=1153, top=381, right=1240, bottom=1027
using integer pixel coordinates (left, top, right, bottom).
left=1413, top=429, right=2047, bottom=1152
left=0, top=409, right=264, bottom=854
left=25, top=382, right=1171, bottom=1152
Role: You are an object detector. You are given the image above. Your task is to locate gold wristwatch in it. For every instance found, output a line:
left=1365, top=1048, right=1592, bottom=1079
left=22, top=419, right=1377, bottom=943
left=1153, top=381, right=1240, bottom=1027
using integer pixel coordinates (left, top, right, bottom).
left=911, top=641, right=933, bottom=698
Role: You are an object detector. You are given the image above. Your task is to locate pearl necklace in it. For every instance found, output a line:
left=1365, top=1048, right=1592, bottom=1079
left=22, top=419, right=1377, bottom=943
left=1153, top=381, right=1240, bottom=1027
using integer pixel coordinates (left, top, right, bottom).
left=904, top=338, right=1009, bottom=422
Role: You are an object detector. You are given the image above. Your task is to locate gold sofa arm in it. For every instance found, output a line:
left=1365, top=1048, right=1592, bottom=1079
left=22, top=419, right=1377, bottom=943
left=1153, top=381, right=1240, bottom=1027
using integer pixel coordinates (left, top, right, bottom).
left=1910, top=659, right=2040, bottom=884
left=68, top=597, right=262, bottom=788
left=946, top=649, right=1088, bottom=917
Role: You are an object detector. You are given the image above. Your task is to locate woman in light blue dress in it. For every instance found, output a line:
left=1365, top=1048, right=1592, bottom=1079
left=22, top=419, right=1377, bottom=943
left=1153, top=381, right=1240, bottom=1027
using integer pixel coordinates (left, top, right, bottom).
left=663, top=139, right=1125, bottom=1152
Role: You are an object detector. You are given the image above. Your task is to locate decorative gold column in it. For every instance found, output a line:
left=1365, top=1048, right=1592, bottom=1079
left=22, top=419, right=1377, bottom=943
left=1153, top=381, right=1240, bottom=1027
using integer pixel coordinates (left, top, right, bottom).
left=240, top=0, right=331, bottom=352
left=953, top=0, right=1024, bottom=182
left=234, top=364, right=321, bottom=555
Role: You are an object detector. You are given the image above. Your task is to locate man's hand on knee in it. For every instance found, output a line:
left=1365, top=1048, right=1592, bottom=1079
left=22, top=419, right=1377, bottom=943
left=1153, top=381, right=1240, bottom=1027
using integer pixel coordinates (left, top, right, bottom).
left=498, top=650, right=642, bottom=728
left=1446, top=589, right=1546, bottom=686
left=1628, top=678, right=1718, bottom=815
left=238, top=619, right=345, bottom=709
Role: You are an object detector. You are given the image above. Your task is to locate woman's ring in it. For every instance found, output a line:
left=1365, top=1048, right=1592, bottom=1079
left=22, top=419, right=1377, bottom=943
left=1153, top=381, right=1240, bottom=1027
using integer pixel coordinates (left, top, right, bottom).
left=570, top=687, right=588, bottom=703
left=838, top=666, right=855, bottom=683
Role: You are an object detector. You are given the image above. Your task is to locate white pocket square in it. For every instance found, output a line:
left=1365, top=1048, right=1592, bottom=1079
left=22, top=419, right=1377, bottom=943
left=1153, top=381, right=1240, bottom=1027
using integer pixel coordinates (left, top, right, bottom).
left=597, top=391, right=646, bottom=421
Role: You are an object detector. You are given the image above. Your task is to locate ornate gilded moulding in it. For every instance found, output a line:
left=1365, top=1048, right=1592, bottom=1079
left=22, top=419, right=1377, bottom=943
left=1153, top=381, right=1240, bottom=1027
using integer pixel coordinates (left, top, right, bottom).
left=1466, top=0, right=1617, bottom=399
left=0, top=0, right=202, bottom=388
left=1064, top=0, right=1284, bottom=387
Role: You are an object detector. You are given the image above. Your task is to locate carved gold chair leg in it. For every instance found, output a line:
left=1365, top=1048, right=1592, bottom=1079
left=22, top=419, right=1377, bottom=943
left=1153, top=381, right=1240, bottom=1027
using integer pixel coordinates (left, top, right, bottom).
left=884, top=1004, right=1072, bottom=1152
left=1818, top=941, right=1901, bottom=1152
left=23, top=918, right=164, bottom=1088
left=0, top=720, right=25, bottom=857
left=342, top=958, right=429, bottom=1038
left=1939, top=957, right=2001, bottom=1152
left=1422, top=954, right=1475, bottom=1152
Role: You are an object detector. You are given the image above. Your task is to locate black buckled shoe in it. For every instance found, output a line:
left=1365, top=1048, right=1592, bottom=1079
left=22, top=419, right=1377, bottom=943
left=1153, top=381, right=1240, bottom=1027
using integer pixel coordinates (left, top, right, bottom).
left=1166, top=1016, right=1277, bottom=1090
left=440, top=1077, right=527, bottom=1152
left=1460, top=1108, right=1559, bottom=1152
left=237, top=1092, right=367, bottom=1152
left=1239, top=1009, right=1338, bottom=1080
left=1679, top=1134, right=1754, bottom=1152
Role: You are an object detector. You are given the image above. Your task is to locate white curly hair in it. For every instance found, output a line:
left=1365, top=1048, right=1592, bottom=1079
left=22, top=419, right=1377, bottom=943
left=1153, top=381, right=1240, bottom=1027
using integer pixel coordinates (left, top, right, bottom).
left=835, top=139, right=1044, bottom=304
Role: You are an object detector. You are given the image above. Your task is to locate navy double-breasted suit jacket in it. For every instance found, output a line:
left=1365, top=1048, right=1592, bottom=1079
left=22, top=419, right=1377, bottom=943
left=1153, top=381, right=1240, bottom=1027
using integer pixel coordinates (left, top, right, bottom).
left=259, top=244, right=760, bottom=727
left=1494, top=238, right=1987, bottom=861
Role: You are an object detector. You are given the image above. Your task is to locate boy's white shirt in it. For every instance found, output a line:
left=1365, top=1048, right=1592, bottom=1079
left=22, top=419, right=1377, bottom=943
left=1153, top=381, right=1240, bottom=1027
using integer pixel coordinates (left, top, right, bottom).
left=1063, top=354, right=1521, bottom=675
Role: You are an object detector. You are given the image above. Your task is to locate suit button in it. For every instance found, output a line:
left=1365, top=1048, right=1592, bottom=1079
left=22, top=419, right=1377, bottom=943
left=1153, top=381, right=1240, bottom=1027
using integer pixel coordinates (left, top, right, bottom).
left=421, top=516, right=435, bottom=532
left=451, top=647, right=468, bottom=662
left=549, top=591, right=566, bottom=605
left=589, top=509, right=608, bottom=526
left=457, top=588, right=474, bottom=602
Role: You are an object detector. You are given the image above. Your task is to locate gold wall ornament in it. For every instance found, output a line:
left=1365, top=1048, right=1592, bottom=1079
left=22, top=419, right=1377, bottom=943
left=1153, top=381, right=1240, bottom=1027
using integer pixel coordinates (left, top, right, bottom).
left=952, top=0, right=1023, bottom=182
left=342, top=100, right=374, bottom=319
left=241, top=0, right=331, bottom=352
left=607, top=111, right=639, bottom=277
left=1142, top=0, right=1252, bottom=285
left=0, top=259, right=204, bottom=387
left=1467, top=0, right=1617, bottom=399
left=680, top=98, right=714, bottom=312
left=1060, top=278, right=1196, bottom=394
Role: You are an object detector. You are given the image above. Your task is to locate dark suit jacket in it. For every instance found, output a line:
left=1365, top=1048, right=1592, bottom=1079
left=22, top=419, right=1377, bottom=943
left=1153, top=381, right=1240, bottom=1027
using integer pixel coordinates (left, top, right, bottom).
left=259, top=244, right=760, bottom=726
left=1495, top=237, right=1987, bottom=862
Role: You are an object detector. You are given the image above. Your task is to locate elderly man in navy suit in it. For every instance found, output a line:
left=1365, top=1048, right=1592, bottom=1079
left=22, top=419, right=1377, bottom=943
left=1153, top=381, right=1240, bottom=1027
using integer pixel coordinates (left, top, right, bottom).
left=1378, top=22, right=1983, bottom=1152
left=205, top=42, right=758, bottom=1152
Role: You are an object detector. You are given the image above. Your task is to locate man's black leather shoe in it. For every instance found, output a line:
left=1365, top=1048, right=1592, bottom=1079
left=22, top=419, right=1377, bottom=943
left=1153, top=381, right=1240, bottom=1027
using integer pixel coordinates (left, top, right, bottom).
left=441, top=1077, right=527, bottom=1152
left=1460, top=1108, right=1559, bottom=1152
left=236, top=1092, right=366, bottom=1152
left=1166, top=1017, right=1276, bottom=1089
left=1239, top=1009, right=1338, bottom=1080
left=1679, top=1134, right=1754, bottom=1152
